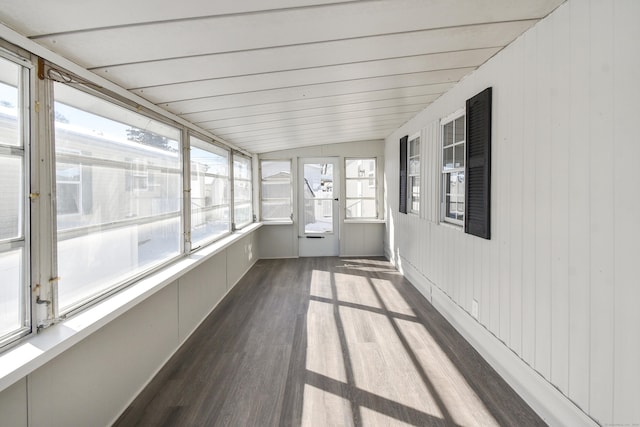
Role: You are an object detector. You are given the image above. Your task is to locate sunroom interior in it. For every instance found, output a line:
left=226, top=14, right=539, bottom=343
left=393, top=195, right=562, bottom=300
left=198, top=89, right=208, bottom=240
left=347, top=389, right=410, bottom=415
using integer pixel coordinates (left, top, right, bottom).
left=0, top=1, right=638, bottom=426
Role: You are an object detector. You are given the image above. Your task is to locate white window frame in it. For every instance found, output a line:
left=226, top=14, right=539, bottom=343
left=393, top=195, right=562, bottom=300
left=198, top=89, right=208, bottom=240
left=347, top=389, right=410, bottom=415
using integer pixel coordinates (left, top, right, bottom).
left=260, top=159, right=293, bottom=222
left=232, top=152, right=253, bottom=230
left=0, top=47, right=32, bottom=348
left=345, top=157, right=379, bottom=220
left=407, top=132, right=421, bottom=215
left=440, top=108, right=466, bottom=227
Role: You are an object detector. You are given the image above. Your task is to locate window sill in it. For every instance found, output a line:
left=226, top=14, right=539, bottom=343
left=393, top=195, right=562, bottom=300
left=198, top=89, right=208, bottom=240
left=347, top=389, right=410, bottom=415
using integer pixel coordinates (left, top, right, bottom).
left=261, top=220, right=294, bottom=225
left=344, top=219, right=386, bottom=224
left=0, top=222, right=262, bottom=394
left=440, top=220, right=464, bottom=231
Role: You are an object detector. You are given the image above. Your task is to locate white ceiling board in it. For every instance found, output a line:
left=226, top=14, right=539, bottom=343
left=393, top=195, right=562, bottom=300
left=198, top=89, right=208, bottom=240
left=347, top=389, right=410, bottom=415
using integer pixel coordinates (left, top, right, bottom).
left=91, top=21, right=534, bottom=89
left=217, top=115, right=415, bottom=139
left=30, top=0, right=562, bottom=68
left=200, top=105, right=424, bottom=134
left=0, top=0, right=358, bottom=36
left=208, top=112, right=418, bottom=136
left=182, top=90, right=441, bottom=123
left=168, top=81, right=456, bottom=116
left=133, top=50, right=494, bottom=104
left=196, top=97, right=431, bottom=130
left=240, top=132, right=391, bottom=153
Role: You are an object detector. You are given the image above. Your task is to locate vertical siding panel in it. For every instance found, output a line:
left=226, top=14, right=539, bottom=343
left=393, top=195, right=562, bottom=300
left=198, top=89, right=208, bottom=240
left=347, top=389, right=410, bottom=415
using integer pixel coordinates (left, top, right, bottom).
left=509, top=38, right=525, bottom=357
left=550, top=5, right=570, bottom=396
left=534, top=16, right=552, bottom=380
left=498, top=54, right=512, bottom=343
left=520, top=29, right=537, bottom=366
left=567, top=0, right=591, bottom=411
left=489, top=75, right=501, bottom=336
left=589, top=0, right=615, bottom=423
left=613, top=1, right=640, bottom=424
left=474, top=236, right=483, bottom=323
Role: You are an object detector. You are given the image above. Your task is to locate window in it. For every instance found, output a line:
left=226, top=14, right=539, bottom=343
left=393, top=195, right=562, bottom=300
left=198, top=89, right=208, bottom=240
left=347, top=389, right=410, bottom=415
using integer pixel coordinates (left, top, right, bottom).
left=441, top=112, right=465, bottom=225
left=0, top=52, right=30, bottom=346
left=260, top=160, right=292, bottom=221
left=54, top=83, right=182, bottom=312
left=408, top=134, right=421, bottom=214
left=233, top=153, right=253, bottom=229
left=345, top=158, right=378, bottom=219
left=190, top=136, right=230, bottom=247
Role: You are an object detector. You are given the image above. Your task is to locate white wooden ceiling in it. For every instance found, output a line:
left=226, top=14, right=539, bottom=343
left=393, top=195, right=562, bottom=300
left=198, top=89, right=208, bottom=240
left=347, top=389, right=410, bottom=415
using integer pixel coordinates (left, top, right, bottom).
left=0, top=0, right=563, bottom=153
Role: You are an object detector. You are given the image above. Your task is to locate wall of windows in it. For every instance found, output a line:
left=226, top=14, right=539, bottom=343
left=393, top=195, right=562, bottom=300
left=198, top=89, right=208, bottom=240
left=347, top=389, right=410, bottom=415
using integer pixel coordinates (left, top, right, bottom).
left=0, top=52, right=29, bottom=346
left=260, top=160, right=292, bottom=221
left=345, top=158, right=378, bottom=219
left=0, top=48, right=256, bottom=349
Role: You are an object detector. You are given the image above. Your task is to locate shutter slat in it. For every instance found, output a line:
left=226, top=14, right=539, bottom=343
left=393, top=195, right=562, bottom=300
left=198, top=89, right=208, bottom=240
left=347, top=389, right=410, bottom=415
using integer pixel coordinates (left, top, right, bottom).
left=465, top=87, right=491, bottom=239
left=399, top=135, right=408, bottom=214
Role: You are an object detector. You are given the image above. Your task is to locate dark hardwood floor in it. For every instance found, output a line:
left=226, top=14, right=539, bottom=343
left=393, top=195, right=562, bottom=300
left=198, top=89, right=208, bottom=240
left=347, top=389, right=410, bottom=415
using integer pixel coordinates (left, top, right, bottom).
left=114, top=257, right=546, bottom=427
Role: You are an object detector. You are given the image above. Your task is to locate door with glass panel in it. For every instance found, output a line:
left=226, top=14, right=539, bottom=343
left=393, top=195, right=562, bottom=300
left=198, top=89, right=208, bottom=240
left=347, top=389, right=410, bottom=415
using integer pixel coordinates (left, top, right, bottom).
left=298, top=157, right=339, bottom=257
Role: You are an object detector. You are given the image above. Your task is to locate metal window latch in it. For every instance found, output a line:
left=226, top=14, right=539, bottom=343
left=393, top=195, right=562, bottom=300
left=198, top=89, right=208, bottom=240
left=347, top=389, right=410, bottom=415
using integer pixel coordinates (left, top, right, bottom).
left=29, top=192, right=40, bottom=200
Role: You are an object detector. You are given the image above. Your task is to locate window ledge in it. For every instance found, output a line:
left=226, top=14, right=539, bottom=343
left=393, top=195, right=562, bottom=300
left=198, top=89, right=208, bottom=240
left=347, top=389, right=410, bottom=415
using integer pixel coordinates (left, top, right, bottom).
left=261, top=220, right=294, bottom=225
left=0, top=222, right=262, bottom=394
left=440, top=221, right=464, bottom=231
left=344, top=219, right=386, bottom=224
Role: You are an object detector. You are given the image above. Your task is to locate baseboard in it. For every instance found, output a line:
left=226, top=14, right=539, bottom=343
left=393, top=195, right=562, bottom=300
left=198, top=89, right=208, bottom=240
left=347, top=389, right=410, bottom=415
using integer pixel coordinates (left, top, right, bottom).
left=391, top=254, right=597, bottom=427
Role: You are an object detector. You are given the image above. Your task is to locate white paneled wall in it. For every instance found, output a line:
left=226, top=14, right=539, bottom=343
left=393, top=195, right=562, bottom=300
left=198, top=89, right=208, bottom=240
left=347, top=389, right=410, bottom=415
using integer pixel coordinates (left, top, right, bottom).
left=384, top=1, right=639, bottom=425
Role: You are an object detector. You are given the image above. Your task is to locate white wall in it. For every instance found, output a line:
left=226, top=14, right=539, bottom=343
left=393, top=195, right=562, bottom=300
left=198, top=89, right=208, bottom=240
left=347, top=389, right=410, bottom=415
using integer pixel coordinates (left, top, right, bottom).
left=259, top=140, right=386, bottom=258
left=0, top=230, right=259, bottom=427
left=384, top=1, right=639, bottom=425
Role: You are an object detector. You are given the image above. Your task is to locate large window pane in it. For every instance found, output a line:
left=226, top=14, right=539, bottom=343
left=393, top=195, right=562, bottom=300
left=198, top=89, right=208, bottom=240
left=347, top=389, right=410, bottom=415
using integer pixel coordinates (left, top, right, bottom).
left=261, top=160, right=292, bottom=221
left=54, top=83, right=182, bottom=312
left=233, top=154, right=252, bottom=229
left=345, top=158, right=378, bottom=219
left=190, top=137, right=230, bottom=247
left=0, top=54, right=28, bottom=345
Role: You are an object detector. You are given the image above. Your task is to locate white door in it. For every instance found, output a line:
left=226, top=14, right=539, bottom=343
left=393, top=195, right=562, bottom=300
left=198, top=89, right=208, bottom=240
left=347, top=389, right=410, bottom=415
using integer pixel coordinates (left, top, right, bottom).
left=298, top=157, right=340, bottom=257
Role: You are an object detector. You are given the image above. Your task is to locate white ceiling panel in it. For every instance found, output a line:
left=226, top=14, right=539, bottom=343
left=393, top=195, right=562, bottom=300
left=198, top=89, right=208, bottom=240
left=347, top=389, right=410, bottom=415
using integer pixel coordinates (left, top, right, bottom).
left=0, top=0, right=357, bottom=36
left=0, top=0, right=564, bottom=153
left=182, top=89, right=442, bottom=123
left=134, top=50, right=494, bottom=104
left=90, top=21, right=534, bottom=89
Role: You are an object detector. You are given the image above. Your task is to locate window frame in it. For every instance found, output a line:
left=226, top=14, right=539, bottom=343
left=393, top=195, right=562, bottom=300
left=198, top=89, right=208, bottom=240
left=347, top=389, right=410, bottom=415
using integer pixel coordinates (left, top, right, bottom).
left=52, top=81, right=185, bottom=316
left=232, top=152, right=253, bottom=230
left=260, top=159, right=293, bottom=222
left=440, top=108, right=466, bottom=227
left=0, top=47, right=33, bottom=348
left=188, top=134, right=232, bottom=249
left=407, top=132, right=421, bottom=216
left=344, top=157, right=379, bottom=220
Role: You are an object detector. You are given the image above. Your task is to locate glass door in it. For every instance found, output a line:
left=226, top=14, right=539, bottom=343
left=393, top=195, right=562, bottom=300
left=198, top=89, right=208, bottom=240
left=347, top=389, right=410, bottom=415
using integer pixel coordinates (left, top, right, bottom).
left=298, top=157, right=339, bottom=256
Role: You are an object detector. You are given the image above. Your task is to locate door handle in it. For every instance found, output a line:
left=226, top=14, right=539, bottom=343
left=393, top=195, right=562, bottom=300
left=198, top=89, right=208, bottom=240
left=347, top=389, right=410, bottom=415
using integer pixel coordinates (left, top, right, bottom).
left=334, top=198, right=339, bottom=201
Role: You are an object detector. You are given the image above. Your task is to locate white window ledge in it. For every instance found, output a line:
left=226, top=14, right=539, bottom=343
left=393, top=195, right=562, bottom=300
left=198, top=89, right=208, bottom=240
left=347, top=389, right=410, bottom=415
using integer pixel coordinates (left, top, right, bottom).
left=0, top=222, right=262, bottom=393
left=261, top=220, right=294, bottom=225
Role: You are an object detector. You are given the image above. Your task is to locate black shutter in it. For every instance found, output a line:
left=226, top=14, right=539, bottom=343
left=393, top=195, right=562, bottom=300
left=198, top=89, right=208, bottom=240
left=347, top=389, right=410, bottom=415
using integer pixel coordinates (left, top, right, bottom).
left=465, top=87, right=491, bottom=239
left=399, top=135, right=408, bottom=214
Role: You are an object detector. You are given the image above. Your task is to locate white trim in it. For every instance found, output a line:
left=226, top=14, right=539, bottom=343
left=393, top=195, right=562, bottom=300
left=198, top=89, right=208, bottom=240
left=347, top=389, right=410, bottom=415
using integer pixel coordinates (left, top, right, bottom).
left=440, top=107, right=465, bottom=125
left=392, top=254, right=599, bottom=427
left=0, top=223, right=262, bottom=394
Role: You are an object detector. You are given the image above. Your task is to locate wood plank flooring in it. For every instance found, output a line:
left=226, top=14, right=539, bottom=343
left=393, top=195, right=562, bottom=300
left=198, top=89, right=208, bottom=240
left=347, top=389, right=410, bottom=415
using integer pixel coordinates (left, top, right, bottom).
left=114, top=257, right=546, bottom=426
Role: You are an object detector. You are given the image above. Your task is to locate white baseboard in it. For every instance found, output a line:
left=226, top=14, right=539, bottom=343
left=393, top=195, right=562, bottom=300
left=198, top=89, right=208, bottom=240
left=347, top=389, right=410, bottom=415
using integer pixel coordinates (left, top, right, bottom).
left=392, top=254, right=597, bottom=427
